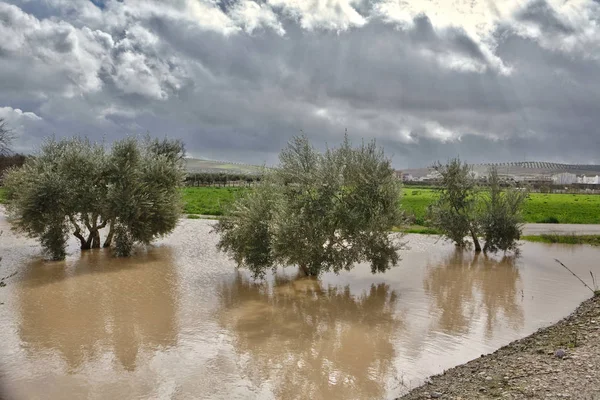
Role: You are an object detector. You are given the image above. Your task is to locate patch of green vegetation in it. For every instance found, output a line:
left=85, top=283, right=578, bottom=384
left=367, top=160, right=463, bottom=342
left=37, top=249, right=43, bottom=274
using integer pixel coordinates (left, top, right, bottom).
left=187, top=214, right=201, bottom=219
left=522, top=234, right=600, bottom=246
left=402, top=188, right=600, bottom=225
left=523, top=193, right=600, bottom=224
left=392, top=225, right=442, bottom=234
left=0, top=187, right=6, bottom=204
left=401, top=189, right=434, bottom=225
left=181, top=187, right=248, bottom=216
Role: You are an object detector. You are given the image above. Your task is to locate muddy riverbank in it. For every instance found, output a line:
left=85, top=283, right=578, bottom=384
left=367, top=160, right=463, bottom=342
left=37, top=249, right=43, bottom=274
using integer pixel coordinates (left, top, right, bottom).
left=399, top=294, right=600, bottom=400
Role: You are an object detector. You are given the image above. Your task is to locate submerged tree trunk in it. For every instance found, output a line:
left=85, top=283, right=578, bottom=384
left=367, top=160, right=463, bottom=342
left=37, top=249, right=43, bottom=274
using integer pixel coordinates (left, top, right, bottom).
left=76, top=233, right=90, bottom=250
left=71, top=214, right=109, bottom=251
left=91, top=230, right=101, bottom=248
left=70, top=216, right=91, bottom=250
left=299, top=264, right=310, bottom=276
left=470, top=228, right=482, bottom=253
left=103, top=223, right=114, bottom=248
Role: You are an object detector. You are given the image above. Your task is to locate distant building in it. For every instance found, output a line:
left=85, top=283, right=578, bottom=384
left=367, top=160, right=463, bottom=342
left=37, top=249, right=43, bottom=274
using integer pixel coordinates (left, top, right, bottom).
left=578, top=175, right=600, bottom=184
left=418, top=170, right=442, bottom=182
left=552, top=172, right=577, bottom=185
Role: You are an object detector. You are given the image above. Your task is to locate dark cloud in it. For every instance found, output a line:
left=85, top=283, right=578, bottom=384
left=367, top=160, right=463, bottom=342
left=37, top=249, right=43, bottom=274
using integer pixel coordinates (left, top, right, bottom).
left=0, top=0, right=599, bottom=168
left=516, top=0, right=574, bottom=34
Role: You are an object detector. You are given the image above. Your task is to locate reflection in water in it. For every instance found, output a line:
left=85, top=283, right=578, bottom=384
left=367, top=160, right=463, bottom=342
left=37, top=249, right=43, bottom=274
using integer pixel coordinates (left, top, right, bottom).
left=218, top=272, right=403, bottom=400
left=424, top=250, right=524, bottom=338
left=3, top=220, right=600, bottom=400
left=16, top=247, right=178, bottom=371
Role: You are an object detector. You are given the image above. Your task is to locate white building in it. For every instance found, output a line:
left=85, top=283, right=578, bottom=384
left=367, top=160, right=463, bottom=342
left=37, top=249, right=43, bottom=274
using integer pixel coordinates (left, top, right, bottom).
left=552, top=172, right=578, bottom=185
left=418, top=170, right=442, bottom=182
left=578, top=175, right=600, bottom=184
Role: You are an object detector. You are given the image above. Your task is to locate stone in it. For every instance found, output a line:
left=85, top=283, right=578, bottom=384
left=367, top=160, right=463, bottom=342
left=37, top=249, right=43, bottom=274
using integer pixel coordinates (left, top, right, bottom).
left=555, top=349, right=567, bottom=359
left=430, top=392, right=442, bottom=398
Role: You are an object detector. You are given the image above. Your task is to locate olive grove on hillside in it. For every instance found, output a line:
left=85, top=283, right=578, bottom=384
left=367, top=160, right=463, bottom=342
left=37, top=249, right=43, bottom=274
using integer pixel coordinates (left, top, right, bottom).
left=214, top=135, right=405, bottom=278
left=4, top=136, right=185, bottom=260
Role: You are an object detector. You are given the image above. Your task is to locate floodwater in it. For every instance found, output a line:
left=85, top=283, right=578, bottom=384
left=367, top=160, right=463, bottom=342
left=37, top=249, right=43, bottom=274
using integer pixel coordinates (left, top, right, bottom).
left=1, top=219, right=600, bottom=400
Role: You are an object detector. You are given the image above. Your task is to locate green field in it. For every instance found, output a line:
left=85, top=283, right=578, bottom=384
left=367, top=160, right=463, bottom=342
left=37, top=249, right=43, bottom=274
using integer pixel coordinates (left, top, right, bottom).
left=401, top=189, right=600, bottom=225
left=522, top=234, right=600, bottom=246
left=2, top=187, right=599, bottom=225
left=181, top=187, right=247, bottom=215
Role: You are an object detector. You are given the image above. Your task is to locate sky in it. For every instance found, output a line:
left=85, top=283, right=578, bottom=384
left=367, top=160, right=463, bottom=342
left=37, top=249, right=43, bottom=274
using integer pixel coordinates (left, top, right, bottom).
left=0, top=0, right=599, bottom=168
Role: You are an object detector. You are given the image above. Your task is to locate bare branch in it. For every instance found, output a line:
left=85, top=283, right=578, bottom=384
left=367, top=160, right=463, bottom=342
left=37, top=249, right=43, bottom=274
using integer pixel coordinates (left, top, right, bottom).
left=555, top=259, right=595, bottom=294
left=0, top=118, right=15, bottom=156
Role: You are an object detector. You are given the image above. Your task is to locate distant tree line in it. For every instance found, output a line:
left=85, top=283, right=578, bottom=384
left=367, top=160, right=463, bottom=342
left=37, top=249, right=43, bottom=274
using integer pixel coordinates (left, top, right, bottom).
left=184, top=172, right=262, bottom=187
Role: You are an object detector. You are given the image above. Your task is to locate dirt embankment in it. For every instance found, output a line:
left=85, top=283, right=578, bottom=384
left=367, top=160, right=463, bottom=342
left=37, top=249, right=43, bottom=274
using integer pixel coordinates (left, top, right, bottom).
left=399, top=295, right=600, bottom=400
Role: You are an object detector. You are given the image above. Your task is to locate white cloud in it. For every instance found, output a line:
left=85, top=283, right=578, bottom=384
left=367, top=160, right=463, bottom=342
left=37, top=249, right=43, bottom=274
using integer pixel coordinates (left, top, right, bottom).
left=229, top=0, right=285, bottom=35
left=0, top=107, right=42, bottom=122
left=268, top=0, right=366, bottom=30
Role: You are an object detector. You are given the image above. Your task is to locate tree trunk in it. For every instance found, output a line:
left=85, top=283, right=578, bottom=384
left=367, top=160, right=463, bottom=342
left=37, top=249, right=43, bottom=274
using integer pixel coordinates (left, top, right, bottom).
left=91, top=230, right=101, bottom=249
left=103, top=223, right=114, bottom=248
left=70, top=216, right=91, bottom=250
left=470, top=228, right=482, bottom=253
left=299, top=264, right=310, bottom=276
left=76, top=233, right=90, bottom=250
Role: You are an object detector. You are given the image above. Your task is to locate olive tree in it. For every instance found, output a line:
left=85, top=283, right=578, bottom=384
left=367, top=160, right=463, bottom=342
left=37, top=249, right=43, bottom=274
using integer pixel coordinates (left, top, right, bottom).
left=428, top=159, right=527, bottom=254
left=428, top=158, right=482, bottom=251
left=4, top=136, right=185, bottom=260
left=104, top=137, right=186, bottom=256
left=215, top=135, right=405, bottom=278
left=480, top=167, right=528, bottom=253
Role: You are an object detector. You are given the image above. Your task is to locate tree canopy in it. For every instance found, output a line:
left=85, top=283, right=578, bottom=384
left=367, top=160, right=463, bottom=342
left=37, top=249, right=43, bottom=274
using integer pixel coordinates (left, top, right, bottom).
left=428, top=158, right=527, bottom=253
left=4, top=136, right=185, bottom=260
left=215, top=135, right=405, bottom=278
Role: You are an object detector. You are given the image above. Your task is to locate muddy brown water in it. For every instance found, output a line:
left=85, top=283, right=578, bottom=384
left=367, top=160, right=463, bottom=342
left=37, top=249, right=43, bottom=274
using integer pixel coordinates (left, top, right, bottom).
left=1, top=218, right=600, bottom=400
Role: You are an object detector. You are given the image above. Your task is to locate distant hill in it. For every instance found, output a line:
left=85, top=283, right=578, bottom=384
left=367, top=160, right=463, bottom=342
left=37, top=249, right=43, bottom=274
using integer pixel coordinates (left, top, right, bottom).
left=401, top=162, right=600, bottom=180
left=184, top=158, right=263, bottom=174
left=470, top=162, right=600, bottom=176
left=183, top=158, right=600, bottom=179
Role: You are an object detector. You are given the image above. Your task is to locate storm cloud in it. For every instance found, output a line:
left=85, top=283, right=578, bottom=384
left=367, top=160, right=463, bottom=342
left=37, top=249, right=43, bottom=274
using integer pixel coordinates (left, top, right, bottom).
left=0, top=0, right=599, bottom=167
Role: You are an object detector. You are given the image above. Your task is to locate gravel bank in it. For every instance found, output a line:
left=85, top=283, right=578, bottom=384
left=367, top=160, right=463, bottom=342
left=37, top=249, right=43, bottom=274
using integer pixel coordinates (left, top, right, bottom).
left=399, top=294, right=600, bottom=400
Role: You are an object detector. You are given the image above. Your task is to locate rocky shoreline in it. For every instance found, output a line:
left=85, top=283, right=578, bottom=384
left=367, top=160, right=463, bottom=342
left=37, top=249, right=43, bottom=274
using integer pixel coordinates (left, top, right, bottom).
left=399, top=294, right=600, bottom=400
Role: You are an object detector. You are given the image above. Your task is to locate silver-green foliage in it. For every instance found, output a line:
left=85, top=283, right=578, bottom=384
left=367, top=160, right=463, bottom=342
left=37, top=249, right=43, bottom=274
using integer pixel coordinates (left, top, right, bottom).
left=428, top=159, right=527, bottom=254
left=215, top=135, right=405, bottom=278
left=428, top=158, right=482, bottom=251
left=4, top=136, right=185, bottom=260
left=480, top=167, right=528, bottom=253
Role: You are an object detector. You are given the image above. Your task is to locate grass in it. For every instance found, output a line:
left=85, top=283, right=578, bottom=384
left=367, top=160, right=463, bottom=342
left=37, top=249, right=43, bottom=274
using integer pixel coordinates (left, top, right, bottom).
left=523, top=193, right=600, bottom=224
left=0, top=188, right=6, bottom=204
left=521, top=234, right=600, bottom=246
left=181, top=187, right=247, bottom=216
left=402, top=189, right=600, bottom=225
left=392, top=225, right=442, bottom=234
